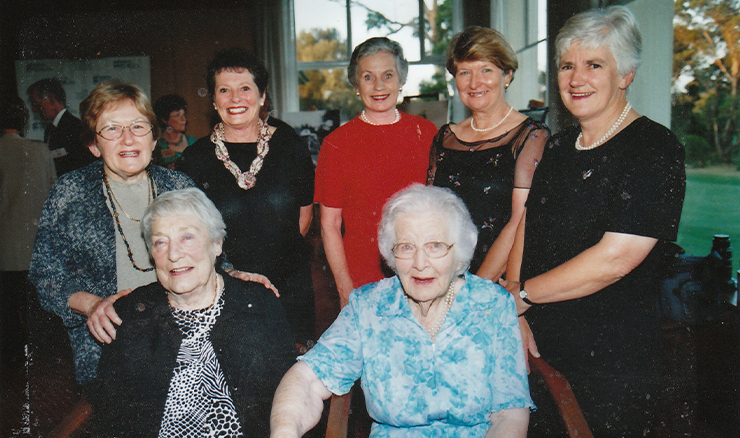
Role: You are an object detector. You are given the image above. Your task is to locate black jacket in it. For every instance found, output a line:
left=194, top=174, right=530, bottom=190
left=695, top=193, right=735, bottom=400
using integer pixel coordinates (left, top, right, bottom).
left=89, top=273, right=297, bottom=437
left=49, top=110, right=95, bottom=176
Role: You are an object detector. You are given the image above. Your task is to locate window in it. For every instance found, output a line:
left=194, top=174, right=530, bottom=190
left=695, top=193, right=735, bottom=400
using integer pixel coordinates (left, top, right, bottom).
left=294, top=0, right=455, bottom=121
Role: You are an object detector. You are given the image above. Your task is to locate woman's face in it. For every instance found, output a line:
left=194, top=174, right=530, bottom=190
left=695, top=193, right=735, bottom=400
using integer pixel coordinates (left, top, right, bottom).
left=394, top=212, right=462, bottom=305
left=89, top=99, right=156, bottom=184
left=214, top=68, right=265, bottom=130
left=165, top=109, right=187, bottom=133
left=557, top=42, right=634, bottom=125
left=355, top=51, right=401, bottom=116
left=150, top=214, right=222, bottom=304
left=455, top=59, right=512, bottom=114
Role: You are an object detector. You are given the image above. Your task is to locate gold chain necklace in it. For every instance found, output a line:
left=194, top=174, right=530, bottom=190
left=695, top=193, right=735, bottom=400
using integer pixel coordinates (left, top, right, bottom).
left=103, top=170, right=157, bottom=272
left=212, top=120, right=271, bottom=190
left=105, top=176, right=152, bottom=222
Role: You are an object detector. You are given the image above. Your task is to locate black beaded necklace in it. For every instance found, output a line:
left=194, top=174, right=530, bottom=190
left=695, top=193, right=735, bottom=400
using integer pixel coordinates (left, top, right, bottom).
left=103, top=169, right=157, bottom=272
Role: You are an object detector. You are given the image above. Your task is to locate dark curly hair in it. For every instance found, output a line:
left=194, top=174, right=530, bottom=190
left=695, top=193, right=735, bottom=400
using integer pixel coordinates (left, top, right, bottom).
left=206, top=47, right=269, bottom=98
left=153, top=94, right=188, bottom=130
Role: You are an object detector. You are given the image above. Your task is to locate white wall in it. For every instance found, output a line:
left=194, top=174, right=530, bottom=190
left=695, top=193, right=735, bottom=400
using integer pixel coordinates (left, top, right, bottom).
left=627, top=0, right=674, bottom=128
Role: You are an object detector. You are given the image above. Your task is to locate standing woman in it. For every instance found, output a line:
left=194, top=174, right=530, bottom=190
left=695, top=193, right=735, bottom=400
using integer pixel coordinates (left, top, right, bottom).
left=505, top=6, right=685, bottom=435
left=428, top=26, right=548, bottom=280
left=152, top=94, right=197, bottom=169
left=29, top=80, right=195, bottom=384
left=178, top=47, right=316, bottom=345
left=315, top=37, right=438, bottom=307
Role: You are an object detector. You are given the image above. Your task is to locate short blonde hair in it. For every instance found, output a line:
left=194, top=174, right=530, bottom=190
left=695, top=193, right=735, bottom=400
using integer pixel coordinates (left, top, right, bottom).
left=79, top=80, right=159, bottom=147
left=446, top=26, right=518, bottom=80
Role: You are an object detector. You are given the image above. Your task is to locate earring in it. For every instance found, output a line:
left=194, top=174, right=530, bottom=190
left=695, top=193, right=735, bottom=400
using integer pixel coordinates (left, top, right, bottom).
left=213, top=103, right=218, bottom=110
left=399, top=87, right=403, bottom=92
left=356, top=92, right=360, bottom=96
left=505, top=83, right=510, bottom=89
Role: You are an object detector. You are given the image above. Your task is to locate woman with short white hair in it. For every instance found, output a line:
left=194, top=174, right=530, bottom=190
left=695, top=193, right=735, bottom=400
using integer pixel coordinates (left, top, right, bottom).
left=272, top=184, right=532, bottom=438
left=504, top=6, right=685, bottom=435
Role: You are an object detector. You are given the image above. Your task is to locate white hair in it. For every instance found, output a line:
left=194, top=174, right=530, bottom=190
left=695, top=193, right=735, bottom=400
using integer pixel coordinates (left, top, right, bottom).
left=378, top=184, right=478, bottom=276
left=555, top=5, right=642, bottom=76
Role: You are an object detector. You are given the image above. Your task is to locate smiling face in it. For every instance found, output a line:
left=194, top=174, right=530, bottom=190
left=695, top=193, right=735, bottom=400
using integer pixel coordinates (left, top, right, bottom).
left=89, top=99, right=156, bottom=184
left=355, top=51, right=401, bottom=118
left=557, top=42, right=634, bottom=125
left=455, top=60, right=512, bottom=115
left=150, top=214, right=222, bottom=309
left=394, top=212, right=462, bottom=305
left=213, top=69, right=265, bottom=131
left=165, top=109, right=187, bottom=133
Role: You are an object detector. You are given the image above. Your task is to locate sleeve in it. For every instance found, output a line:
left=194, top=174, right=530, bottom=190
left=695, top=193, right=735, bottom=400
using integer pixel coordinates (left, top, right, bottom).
left=28, top=180, right=88, bottom=327
left=607, top=124, right=686, bottom=241
left=313, top=134, right=345, bottom=207
left=300, top=294, right=364, bottom=395
left=489, top=291, right=535, bottom=413
left=426, top=125, right=448, bottom=185
left=513, top=123, right=549, bottom=189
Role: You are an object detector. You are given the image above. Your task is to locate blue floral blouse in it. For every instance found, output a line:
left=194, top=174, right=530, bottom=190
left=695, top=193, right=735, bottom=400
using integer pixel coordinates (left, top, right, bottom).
left=301, top=273, right=534, bottom=437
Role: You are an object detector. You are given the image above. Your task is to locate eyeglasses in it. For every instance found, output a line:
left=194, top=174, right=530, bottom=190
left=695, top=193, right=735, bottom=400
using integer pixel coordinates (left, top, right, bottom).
left=96, top=122, right=153, bottom=141
left=391, top=242, right=454, bottom=259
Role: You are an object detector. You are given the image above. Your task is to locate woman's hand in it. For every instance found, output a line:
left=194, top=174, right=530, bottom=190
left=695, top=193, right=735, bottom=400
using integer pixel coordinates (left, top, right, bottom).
left=226, top=269, right=280, bottom=297
left=518, top=316, right=540, bottom=373
left=72, top=289, right=132, bottom=344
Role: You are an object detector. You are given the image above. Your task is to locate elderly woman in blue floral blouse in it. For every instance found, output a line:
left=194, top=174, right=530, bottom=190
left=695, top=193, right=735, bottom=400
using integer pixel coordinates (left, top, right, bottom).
left=271, top=184, right=532, bottom=438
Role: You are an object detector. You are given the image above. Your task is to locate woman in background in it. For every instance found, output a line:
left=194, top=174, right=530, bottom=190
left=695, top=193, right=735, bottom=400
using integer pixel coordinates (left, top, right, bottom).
left=315, top=37, right=438, bottom=307
left=152, top=94, right=197, bottom=169
left=428, top=26, right=548, bottom=281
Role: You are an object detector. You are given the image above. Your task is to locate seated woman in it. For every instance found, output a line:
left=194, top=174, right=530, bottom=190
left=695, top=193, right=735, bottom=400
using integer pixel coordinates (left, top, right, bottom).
left=271, top=184, right=532, bottom=438
left=89, top=188, right=296, bottom=437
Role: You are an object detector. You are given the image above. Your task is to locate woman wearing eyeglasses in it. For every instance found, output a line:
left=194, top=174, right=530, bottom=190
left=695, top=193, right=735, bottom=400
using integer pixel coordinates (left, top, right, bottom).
left=272, top=185, right=532, bottom=438
left=29, top=80, right=275, bottom=386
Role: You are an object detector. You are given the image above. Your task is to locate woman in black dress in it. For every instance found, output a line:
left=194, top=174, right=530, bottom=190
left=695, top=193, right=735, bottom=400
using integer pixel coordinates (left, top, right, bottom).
left=428, top=26, right=549, bottom=281
left=178, top=48, right=315, bottom=345
left=504, top=6, right=685, bottom=436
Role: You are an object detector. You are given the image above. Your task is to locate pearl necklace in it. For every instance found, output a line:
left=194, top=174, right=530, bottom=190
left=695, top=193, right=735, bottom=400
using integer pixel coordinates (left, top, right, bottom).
left=425, top=278, right=458, bottom=342
left=212, top=120, right=271, bottom=190
left=575, top=102, right=632, bottom=151
left=360, top=109, right=400, bottom=126
left=470, top=106, right=513, bottom=132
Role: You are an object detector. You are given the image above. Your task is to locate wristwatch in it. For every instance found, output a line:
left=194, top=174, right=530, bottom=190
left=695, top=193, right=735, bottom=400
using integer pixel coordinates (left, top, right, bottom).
left=519, top=280, right=535, bottom=305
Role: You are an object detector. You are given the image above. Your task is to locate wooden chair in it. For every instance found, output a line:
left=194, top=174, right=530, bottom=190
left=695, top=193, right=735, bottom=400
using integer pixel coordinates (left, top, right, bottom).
left=325, top=354, right=593, bottom=438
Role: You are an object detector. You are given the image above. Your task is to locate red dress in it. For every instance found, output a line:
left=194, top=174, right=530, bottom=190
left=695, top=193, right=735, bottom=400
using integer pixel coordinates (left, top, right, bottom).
left=314, top=112, right=437, bottom=288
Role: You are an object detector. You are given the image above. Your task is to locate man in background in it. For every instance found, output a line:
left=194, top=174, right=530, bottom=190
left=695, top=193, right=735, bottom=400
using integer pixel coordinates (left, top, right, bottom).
left=27, top=78, right=95, bottom=176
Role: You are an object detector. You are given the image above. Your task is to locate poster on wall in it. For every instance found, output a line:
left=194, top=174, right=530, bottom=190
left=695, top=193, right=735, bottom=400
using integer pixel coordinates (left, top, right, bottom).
left=15, top=56, right=150, bottom=141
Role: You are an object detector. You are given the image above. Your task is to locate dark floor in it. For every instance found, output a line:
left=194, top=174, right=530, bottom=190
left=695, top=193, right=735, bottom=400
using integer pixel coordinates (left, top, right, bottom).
left=2, top=228, right=739, bottom=437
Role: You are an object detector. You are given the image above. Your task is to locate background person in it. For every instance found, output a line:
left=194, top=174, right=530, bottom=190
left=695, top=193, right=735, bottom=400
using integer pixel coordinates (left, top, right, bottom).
left=271, top=184, right=532, bottom=438
left=178, top=47, right=316, bottom=345
left=0, top=96, right=56, bottom=367
left=27, top=78, right=95, bottom=176
left=315, top=37, right=438, bottom=308
left=504, top=6, right=685, bottom=436
left=89, top=188, right=296, bottom=437
left=428, top=26, right=548, bottom=281
left=152, top=94, right=197, bottom=169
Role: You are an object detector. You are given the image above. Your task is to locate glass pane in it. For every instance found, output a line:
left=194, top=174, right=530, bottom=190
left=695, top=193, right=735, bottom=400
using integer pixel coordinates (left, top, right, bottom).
left=349, top=0, right=422, bottom=61
left=298, top=68, right=363, bottom=121
left=422, top=0, right=454, bottom=58
left=406, top=64, right=451, bottom=98
left=295, top=0, right=349, bottom=62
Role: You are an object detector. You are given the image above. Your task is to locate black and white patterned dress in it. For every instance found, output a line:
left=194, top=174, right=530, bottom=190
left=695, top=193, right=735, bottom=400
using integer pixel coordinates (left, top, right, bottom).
left=159, top=291, right=243, bottom=437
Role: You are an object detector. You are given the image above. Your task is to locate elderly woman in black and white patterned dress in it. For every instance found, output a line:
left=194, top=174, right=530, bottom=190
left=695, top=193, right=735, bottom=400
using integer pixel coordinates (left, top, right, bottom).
left=89, top=188, right=296, bottom=437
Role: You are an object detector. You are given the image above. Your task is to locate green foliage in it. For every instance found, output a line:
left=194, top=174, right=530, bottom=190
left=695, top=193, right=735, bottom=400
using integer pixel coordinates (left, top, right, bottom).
left=673, top=0, right=740, bottom=165
left=419, top=71, right=450, bottom=97
left=683, top=134, right=717, bottom=167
